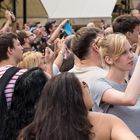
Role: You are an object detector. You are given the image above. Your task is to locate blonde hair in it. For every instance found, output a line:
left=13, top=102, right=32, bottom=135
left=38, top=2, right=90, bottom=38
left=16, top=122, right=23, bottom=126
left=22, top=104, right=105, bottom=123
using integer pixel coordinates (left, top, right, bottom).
left=99, top=33, right=127, bottom=66
left=104, top=27, right=113, bottom=36
left=131, top=9, right=139, bottom=16
left=17, top=51, right=42, bottom=69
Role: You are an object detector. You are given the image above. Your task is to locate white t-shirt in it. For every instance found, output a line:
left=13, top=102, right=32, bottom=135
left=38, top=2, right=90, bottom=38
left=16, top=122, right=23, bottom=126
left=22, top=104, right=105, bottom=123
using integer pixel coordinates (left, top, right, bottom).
left=69, top=65, right=107, bottom=96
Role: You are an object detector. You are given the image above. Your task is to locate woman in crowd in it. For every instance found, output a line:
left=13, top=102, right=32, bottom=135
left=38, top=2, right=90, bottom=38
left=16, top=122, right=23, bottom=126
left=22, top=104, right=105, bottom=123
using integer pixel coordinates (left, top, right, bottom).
left=92, top=33, right=140, bottom=138
left=17, top=48, right=54, bottom=77
left=17, top=51, right=43, bottom=69
left=17, top=44, right=67, bottom=76
left=18, top=72, right=138, bottom=140
left=0, top=67, right=48, bottom=140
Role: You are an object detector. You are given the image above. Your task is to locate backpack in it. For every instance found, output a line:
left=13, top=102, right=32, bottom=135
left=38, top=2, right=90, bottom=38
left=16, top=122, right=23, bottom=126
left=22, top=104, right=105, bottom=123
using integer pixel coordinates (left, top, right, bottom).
left=0, top=66, right=20, bottom=132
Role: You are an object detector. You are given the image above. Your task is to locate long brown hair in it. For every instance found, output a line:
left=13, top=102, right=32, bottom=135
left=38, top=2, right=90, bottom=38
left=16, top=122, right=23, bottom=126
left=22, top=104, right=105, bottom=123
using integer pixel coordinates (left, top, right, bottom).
left=18, top=72, right=93, bottom=140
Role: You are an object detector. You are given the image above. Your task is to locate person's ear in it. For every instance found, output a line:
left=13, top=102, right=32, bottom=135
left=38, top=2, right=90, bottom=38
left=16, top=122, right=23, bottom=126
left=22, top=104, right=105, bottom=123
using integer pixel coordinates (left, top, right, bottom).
left=104, top=55, right=113, bottom=65
left=125, top=32, right=132, bottom=40
left=91, top=43, right=99, bottom=53
left=7, top=47, right=14, bottom=56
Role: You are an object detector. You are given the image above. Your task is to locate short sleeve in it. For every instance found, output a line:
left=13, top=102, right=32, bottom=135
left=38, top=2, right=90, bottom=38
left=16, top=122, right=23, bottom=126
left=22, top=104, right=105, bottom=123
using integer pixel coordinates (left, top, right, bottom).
left=91, top=78, right=112, bottom=112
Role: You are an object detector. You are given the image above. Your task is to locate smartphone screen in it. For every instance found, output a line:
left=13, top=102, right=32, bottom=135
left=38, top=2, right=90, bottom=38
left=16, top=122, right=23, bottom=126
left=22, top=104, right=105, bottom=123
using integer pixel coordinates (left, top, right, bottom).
left=63, top=22, right=72, bottom=35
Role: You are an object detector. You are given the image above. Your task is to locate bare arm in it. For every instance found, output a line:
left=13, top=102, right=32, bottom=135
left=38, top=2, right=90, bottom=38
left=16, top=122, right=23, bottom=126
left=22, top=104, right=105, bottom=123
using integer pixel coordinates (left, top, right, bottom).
left=53, top=39, right=66, bottom=69
left=0, top=10, right=12, bottom=33
left=40, top=47, right=54, bottom=77
left=10, top=12, right=17, bottom=33
left=101, top=56, right=140, bottom=106
left=48, top=19, right=68, bottom=44
left=0, top=10, right=17, bottom=33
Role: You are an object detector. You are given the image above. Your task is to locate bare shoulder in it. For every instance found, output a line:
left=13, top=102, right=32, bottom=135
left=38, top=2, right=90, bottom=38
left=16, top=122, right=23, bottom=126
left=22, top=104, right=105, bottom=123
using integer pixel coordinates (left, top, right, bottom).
left=88, top=112, right=113, bottom=131
left=88, top=112, right=126, bottom=129
left=88, top=112, right=112, bottom=140
left=88, top=112, right=128, bottom=127
left=88, top=112, right=138, bottom=140
left=88, top=111, right=116, bottom=122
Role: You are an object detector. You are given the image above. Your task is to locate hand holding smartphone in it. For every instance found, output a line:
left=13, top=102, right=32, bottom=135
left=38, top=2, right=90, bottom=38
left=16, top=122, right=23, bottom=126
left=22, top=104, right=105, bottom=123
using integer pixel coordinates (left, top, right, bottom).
left=63, top=22, right=72, bottom=35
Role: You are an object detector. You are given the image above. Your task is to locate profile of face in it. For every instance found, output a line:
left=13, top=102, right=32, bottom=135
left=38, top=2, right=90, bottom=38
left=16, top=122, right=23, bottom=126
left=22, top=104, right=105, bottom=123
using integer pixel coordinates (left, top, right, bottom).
left=81, top=81, right=93, bottom=110
left=128, top=25, right=140, bottom=44
left=12, top=38, right=23, bottom=63
left=25, top=31, right=36, bottom=44
left=105, top=38, right=134, bottom=71
left=112, top=39, right=134, bottom=71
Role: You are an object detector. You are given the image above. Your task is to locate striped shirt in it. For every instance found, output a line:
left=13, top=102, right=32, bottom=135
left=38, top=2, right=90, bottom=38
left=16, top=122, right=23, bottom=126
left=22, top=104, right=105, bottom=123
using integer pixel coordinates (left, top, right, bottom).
left=0, top=65, right=27, bottom=107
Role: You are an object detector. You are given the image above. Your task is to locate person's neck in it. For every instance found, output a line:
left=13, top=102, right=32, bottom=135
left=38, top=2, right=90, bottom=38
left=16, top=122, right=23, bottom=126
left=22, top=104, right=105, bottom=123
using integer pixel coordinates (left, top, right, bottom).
left=128, top=39, right=135, bottom=47
left=75, top=59, right=101, bottom=67
left=0, top=59, right=17, bottom=67
left=106, top=67, right=127, bottom=84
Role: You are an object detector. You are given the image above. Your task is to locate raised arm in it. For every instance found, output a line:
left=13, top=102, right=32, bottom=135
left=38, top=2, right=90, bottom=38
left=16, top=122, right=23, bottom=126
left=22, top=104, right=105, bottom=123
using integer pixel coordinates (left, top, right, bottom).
left=53, top=39, right=66, bottom=69
left=99, top=56, right=140, bottom=105
left=0, top=10, right=12, bottom=33
left=48, top=19, right=68, bottom=44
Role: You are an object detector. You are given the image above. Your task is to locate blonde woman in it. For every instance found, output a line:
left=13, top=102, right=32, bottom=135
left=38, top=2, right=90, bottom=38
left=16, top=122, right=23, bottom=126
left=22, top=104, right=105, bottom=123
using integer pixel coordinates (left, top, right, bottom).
left=92, top=33, right=140, bottom=138
left=17, top=45, right=66, bottom=76
left=17, top=51, right=43, bottom=69
left=17, top=48, right=54, bottom=77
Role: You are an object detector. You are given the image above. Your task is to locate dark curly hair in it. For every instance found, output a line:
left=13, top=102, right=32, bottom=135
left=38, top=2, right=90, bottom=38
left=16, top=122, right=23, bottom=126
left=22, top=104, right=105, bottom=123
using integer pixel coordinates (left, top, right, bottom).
left=1, top=67, right=48, bottom=140
left=18, top=72, right=93, bottom=140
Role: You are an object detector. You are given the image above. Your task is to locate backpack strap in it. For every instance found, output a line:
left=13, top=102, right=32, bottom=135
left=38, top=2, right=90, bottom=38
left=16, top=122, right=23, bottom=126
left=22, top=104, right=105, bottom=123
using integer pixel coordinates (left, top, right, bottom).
left=0, top=66, right=21, bottom=108
left=0, top=66, right=21, bottom=133
left=0, top=66, right=21, bottom=95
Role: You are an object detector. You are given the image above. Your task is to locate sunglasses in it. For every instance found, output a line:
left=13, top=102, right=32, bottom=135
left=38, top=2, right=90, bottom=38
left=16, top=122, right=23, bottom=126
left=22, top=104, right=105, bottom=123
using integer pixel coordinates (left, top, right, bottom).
left=82, top=81, right=88, bottom=88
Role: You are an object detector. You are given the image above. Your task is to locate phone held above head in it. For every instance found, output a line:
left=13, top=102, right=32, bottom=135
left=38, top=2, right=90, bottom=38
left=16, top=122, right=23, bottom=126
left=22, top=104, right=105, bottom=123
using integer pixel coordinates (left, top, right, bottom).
left=63, top=22, right=72, bottom=35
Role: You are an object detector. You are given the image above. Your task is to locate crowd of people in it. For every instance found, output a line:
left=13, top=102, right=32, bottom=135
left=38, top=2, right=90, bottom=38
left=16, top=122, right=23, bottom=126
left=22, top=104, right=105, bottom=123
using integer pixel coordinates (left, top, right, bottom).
left=0, top=8, right=140, bottom=140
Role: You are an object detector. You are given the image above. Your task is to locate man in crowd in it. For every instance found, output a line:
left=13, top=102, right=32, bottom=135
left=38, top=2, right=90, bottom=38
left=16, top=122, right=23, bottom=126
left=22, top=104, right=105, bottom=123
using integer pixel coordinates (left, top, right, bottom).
left=0, top=32, right=26, bottom=107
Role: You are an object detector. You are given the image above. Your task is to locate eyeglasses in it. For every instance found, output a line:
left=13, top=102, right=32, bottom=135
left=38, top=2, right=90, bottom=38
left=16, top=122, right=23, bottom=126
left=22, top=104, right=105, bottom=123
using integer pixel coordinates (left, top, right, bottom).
left=82, top=81, right=88, bottom=88
left=81, top=81, right=90, bottom=95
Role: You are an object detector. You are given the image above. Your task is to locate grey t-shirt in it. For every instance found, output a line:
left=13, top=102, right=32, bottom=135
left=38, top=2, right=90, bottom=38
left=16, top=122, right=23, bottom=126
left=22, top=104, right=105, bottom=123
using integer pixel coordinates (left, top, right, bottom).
left=92, top=78, right=140, bottom=136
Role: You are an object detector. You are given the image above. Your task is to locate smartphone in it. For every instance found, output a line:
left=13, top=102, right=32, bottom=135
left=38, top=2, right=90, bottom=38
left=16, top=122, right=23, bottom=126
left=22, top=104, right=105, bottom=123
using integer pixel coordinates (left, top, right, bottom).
left=63, top=22, right=72, bottom=35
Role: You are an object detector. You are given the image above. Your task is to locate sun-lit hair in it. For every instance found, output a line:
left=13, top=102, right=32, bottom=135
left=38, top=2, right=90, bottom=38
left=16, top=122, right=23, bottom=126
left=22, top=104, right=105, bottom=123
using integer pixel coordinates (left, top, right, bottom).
left=17, top=51, right=43, bottom=69
left=99, top=33, right=128, bottom=66
left=104, top=27, right=113, bottom=36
